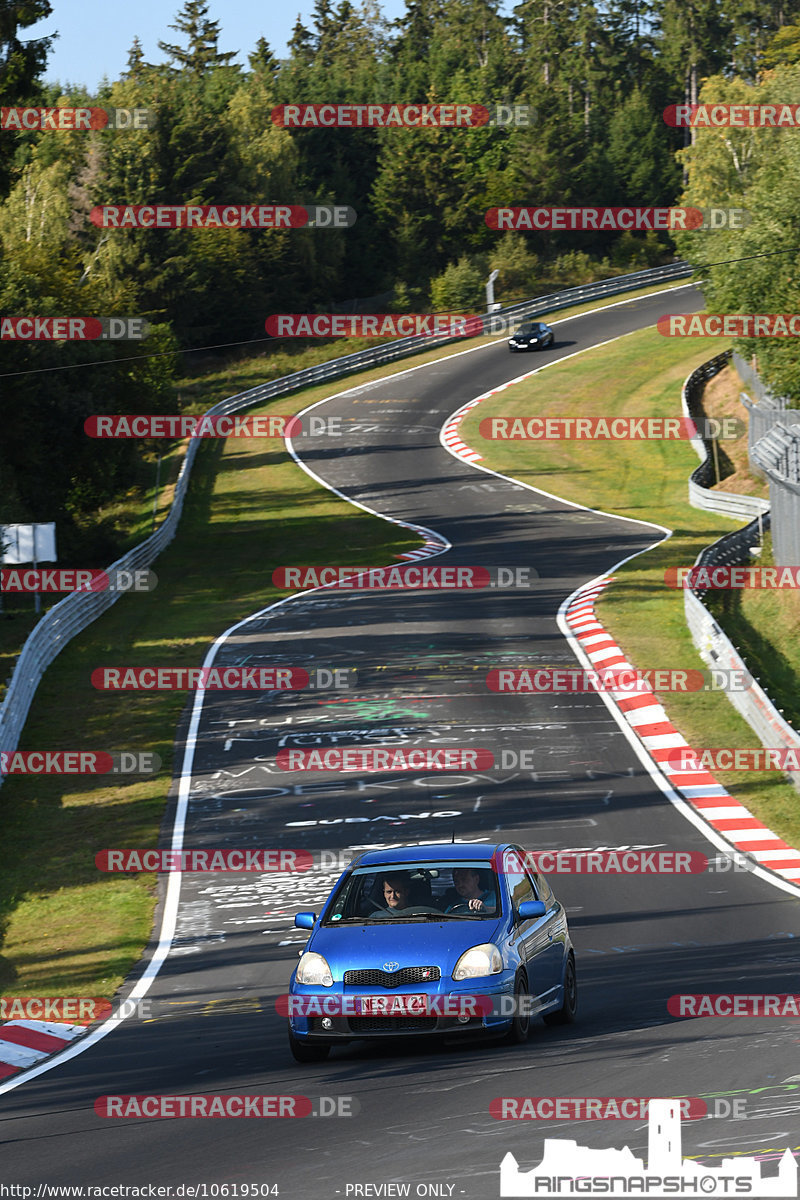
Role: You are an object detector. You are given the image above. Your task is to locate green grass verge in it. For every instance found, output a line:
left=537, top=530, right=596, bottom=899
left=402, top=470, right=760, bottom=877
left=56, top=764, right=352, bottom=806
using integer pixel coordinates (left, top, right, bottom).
left=460, top=325, right=800, bottom=849
left=0, top=276, right=691, bottom=999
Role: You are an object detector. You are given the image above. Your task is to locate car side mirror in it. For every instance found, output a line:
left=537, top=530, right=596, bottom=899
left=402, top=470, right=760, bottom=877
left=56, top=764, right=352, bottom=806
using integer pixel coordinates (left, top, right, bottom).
left=294, top=911, right=317, bottom=929
left=517, top=900, right=546, bottom=920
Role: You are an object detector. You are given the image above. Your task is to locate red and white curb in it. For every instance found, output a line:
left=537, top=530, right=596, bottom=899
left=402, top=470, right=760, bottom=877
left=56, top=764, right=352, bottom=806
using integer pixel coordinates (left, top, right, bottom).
left=565, top=578, right=800, bottom=883
left=442, top=397, right=485, bottom=463
left=0, top=1020, right=88, bottom=1080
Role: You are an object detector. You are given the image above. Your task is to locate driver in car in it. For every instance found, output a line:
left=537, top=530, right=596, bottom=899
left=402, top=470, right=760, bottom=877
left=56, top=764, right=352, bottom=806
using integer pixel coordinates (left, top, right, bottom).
left=382, top=873, right=413, bottom=910
left=445, top=867, right=496, bottom=913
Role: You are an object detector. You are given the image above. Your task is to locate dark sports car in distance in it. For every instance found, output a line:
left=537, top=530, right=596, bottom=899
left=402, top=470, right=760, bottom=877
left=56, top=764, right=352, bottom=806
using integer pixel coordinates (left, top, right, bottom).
left=508, top=320, right=554, bottom=351
left=286, top=842, right=576, bottom=1061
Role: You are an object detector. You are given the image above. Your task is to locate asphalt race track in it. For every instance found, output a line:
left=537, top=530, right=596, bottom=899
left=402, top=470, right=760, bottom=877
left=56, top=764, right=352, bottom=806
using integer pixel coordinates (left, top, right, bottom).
left=4, top=285, right=800, bottom=1197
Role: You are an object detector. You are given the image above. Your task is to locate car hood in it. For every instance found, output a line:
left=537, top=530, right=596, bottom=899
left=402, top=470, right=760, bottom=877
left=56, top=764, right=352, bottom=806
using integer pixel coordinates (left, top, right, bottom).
left=306, top=917, right=505, bottom=980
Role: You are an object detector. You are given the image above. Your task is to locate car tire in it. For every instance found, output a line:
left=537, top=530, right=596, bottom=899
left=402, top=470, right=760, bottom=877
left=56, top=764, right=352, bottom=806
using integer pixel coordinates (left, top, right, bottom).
left=505, top=972, right=531, bottom=1044
left=288, top=1023, right=331, bottom=1063
left=543, top=953, right=577, bottom=1025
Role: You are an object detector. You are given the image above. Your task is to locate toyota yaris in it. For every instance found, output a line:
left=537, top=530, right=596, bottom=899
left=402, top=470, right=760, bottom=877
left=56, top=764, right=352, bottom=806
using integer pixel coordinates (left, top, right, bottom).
left=285, top=842, right=576, bottom=1061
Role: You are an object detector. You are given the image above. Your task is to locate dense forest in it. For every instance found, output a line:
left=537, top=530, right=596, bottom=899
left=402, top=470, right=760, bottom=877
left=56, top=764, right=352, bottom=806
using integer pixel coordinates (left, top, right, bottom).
left=3, top=0, right=800, bottom=555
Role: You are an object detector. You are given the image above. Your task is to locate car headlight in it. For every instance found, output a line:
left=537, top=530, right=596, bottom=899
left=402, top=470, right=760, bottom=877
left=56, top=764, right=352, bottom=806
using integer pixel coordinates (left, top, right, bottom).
left=295, top=952, right=333, bottom=986
left=453, top=943, right=503, bottom=980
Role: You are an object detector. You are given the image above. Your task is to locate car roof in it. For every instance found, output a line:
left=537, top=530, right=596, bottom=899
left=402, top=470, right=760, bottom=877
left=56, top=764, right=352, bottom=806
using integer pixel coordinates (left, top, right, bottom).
left=352, top=842, right=511, bottom=868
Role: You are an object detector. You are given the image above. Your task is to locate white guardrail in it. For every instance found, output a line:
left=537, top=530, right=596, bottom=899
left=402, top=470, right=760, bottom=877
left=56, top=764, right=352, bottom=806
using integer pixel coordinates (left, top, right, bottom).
left=0, top=261, right=692, bottom=764
left=680, top=354, right=800, bottom=790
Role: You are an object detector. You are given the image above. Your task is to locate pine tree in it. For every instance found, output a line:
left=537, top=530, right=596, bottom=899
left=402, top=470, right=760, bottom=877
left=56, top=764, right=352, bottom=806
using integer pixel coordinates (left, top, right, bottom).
left=158, top=0, right=238, bottom=74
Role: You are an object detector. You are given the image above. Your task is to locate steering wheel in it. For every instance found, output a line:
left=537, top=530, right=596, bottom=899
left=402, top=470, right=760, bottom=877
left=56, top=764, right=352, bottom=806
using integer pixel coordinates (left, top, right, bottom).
left=446, top=901, right=474, bottom=913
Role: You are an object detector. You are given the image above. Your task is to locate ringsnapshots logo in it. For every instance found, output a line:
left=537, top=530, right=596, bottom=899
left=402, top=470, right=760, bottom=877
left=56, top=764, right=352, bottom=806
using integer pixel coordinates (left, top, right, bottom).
left=271, top=103, right=535, bottom=128
left=1, top=567, right=156, bottom=593
left=498, top=1098, right=798, bottom=1197
left=486, top=206, right=750, bottom=231
left=83, top=414, right=342, bottom=438
left=90, top=205, right=355, bottom=229
left=478, top=416, right=744, bottom=440
left=272, top=565, right=538, bottom=590
left=90, top=666, right=356, bottom=690
left=0, top=107, right=152, bottom=131
left=664, top=102, right=800, bottom=128
left=0, top=750, right=160, bottom=775
left=1, top=316, right=149, bottom=340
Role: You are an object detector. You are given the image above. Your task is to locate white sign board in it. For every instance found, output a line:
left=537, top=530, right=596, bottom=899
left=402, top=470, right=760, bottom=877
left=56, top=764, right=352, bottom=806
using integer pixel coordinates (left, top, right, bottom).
left=0, top=523, right=57, bottom=564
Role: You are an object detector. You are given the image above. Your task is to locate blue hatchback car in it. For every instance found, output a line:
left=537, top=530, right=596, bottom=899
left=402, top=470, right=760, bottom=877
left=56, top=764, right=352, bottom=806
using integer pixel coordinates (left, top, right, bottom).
left=286, top=843, right=576, bottom=1061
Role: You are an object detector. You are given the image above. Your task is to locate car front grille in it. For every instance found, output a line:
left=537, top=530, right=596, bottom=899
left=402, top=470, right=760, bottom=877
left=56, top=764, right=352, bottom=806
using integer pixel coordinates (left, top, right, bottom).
left=343, top=966, right=441, bottom=988
left=347, top=1016, right=438, bottom=1033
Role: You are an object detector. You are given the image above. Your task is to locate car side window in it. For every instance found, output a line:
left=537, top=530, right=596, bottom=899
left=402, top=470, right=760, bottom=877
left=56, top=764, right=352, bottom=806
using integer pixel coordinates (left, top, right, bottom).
left=505, top=867, right=534, bottom=912
left=528, top=868, right=553, bottom=905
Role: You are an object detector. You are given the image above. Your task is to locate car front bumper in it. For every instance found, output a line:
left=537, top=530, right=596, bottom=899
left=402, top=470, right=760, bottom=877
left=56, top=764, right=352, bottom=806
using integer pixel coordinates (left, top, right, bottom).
left=288, top=981, right=517, bottom=1042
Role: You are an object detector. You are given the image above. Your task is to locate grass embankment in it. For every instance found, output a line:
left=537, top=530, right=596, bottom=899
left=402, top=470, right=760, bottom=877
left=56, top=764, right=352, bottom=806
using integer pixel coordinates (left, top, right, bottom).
left=459, top=329, right=800, bottom=848
left=0, top=277, right=689, bottom=998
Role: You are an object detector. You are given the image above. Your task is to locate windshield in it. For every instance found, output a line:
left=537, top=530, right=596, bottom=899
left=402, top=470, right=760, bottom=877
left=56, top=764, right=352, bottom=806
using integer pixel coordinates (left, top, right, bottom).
left=515, top=322, right=545, bottom=335
left=323, top=861, right=501, bottom=924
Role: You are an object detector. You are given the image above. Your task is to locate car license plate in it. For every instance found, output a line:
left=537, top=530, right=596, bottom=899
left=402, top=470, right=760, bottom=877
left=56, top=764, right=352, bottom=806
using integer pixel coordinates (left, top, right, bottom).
left=357, top=994, right=428, bottom=1016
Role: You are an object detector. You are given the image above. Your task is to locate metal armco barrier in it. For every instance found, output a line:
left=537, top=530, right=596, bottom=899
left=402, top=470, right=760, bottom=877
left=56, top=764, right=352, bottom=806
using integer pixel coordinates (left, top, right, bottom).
left=0, top=261, right=692, bottom=767
left=681, top=355, right=800, bottom=791
left=751, top=423, right=800, bottom=567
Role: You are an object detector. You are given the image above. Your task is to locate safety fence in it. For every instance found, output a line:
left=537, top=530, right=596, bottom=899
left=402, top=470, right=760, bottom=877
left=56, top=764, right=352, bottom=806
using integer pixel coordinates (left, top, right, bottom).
left=681, top=356, right=800, bottom=791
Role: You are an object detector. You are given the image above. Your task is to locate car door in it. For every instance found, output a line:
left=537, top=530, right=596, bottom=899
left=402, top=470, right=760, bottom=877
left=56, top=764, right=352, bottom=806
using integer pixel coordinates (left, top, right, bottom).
left=503, top=848, right=563, bottom=1007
